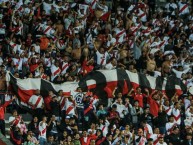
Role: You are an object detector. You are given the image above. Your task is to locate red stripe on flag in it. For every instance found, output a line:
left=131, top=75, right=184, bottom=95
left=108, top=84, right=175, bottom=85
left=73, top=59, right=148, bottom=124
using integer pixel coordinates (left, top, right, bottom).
left=66, top=105, right=74, bottom=114
left=175, top=89, right=183, bottom=96
left=122, top=80, right=128, bottom=95
left=18, top=88, right=36, bottom=103
left=87, top=84, right=96, bottom=90
left=130, top=82, right=139, bottom=91
left=63, top=92, right=71, bottom=96
left=100, top=12, right=111, bottom=21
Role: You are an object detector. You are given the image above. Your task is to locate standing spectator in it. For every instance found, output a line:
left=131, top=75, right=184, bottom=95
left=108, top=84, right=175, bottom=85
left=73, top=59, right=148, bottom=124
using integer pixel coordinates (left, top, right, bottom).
left=28, top=116, right=39, bottom=139
left=172, top=102, right=181, bottom=125
left=112, top=97, right=127, bottom=125
left=0, top=95, right=16, bottom=135
left=140, top=106, right=153, bottom=127
left=73, top=87, right=85, bottom=130
left=129, top=87, right=146, bottom=108
left=38, top=116, right=48, bottom=145
left=49, top=96, right=60, bottom=121
left=47, top=115, right=59, bottom=141
left=28, top=89, right=44, bottom=110
left=107, top=104, right=120, bottom=127
left=131, top=101, right=143, bottom=127
left=154, top=106, right=167, bottom=135
left=28, top=89, right=45, bottom=120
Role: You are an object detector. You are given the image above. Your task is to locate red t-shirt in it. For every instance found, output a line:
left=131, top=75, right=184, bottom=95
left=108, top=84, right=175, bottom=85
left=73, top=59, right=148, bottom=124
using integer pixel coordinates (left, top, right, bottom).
left=133, top=93, right=146, bottom=108
left=80, top=137, right=91, bottom=145
left=82, top=60, right=94, bottom=76
left=147, top=95, right=159, bottom=117
left=0, top=100, right=12, bottom=120
left=44, top=96, right=51, bottom=111
left=30, top=64, right=39, bottom=73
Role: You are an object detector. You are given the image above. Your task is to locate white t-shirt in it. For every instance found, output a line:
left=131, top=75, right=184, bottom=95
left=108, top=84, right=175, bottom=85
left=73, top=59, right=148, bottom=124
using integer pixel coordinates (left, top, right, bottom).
left=38, top=121, right=47, bottom=139
left=96, top=51, right=109, bottom=66
left=8, top=116, right=16, bottom=123
left=32, top=44, right=40, bottom=54
left=28, top=95, right=44, bottom=109
left=43, top=2, right=52, bottom=15
left=105, top=63, right=116, bottom=70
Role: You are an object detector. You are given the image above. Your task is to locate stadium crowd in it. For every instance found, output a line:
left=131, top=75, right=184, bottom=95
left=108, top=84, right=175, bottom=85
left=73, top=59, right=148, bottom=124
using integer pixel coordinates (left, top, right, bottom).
left=1, top=0, right=193, bottom=145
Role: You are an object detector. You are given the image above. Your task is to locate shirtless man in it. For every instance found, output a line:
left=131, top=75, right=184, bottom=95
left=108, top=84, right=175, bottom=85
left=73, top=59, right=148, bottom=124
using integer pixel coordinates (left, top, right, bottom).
left=71, top=43, right=82, bottom=60
left=146, top=51, right=156, bottom=76
left=55, top=20, right=64, bottom=37
left=162, top=55, right=176, bottom=77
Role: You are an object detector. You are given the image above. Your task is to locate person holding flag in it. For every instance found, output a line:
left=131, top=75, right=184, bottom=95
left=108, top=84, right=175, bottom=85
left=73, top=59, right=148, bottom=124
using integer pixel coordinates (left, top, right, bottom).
left=0, top=95, right=16, bottom=136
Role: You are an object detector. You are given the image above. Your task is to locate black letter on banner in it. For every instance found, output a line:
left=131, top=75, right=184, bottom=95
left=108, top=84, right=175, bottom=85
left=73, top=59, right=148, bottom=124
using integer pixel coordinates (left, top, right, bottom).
left=40, top=79, right=58, bottom=97
left=155, top=76, right=163, bottom=91
left=138, top=73, right=151, bottom=90
left=116, top=69, right=132, bottom=94
left=165, top=75, right=176, bottom=98
left=79, top=71, right=108, bottom=106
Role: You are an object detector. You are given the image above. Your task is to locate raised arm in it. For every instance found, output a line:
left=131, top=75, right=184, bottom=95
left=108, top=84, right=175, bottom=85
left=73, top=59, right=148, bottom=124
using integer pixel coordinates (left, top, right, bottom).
left=92, top=39, right=98, bottom=52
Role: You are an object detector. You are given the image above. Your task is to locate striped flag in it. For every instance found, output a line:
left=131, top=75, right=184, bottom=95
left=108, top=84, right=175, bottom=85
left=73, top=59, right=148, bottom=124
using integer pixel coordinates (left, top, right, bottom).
left=6, top=72, right=78, bottom=104
left=6, top=69, right=186, bottom=106
left=79, top=69, right=186, bottom=104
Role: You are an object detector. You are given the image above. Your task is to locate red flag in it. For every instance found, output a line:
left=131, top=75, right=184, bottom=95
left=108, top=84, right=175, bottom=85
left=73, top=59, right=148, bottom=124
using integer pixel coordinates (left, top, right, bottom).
left=104, top=86, right=113, bottom=98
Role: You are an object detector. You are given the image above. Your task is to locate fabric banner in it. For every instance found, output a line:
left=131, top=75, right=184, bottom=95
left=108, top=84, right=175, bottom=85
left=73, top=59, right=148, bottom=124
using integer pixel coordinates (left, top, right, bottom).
left=6, top=69, right=186, bottom=106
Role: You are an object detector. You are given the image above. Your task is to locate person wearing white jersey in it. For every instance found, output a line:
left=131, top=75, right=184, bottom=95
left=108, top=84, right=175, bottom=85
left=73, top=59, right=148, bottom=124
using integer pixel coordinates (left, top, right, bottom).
left=64, top=96, right=76, bottom=117
left=134, top=128, right=147, bottom=145
left=43, top=0, right=53, bottom=15
left=93, top=40, right=114, bottom=69
left=156, top=135, right=167, bottom=145
left=72, top=87, right=84, bottom=130
left=172, top=65, right=190, bottom=79
left=38, top=116, right=48, bottom=145
left=165, top=0, right=177, bottom=16
left=178, top=0, right=190, bottom=17
left=28, top=89, right=44, bottom=110
left=85, top=0, right=98, bottom=10
left=165, top=116, right=177, bottom=135
left=51, top=60, right=61, bottom=82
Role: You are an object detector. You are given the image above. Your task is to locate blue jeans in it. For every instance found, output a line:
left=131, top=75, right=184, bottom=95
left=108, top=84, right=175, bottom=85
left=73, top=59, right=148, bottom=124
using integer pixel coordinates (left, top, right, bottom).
left=39, top=137, right=46, bottom=145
